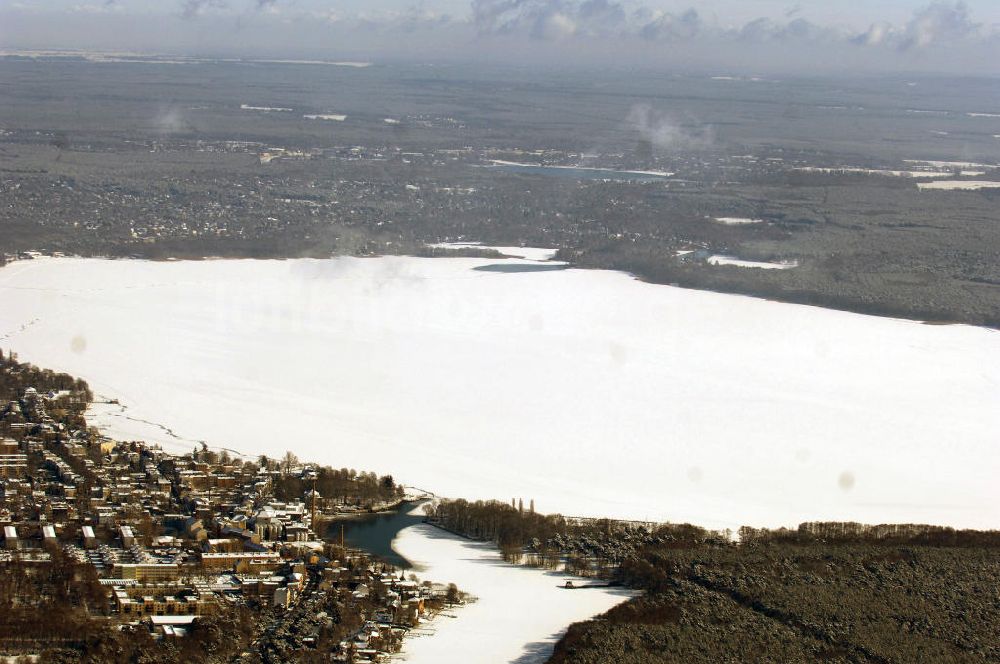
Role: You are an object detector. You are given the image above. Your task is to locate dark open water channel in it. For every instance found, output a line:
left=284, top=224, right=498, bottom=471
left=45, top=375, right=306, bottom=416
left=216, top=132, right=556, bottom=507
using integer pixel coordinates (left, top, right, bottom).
left=325, top=500, right=428, bottom=569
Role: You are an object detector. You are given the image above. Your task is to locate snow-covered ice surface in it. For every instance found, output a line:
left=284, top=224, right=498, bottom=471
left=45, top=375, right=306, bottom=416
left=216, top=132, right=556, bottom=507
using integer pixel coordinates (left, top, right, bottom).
left=902, top=159, right=996, bottom=170
left=303, top=114, right=347, bottom=122
left=707, top=255, right=798, bottom=270
left=1, top=256, right=999, bottom=530
left=393, top=507, right=634, bottom=663
left=489, top=160, right=673, bottom=178
left=711, top=217, right=765, bottom=225
left=240, top=104, right=293, bottom=112
left=86, top=399, right=210, bottom=454
left=794, top=166, right=986, bottom=178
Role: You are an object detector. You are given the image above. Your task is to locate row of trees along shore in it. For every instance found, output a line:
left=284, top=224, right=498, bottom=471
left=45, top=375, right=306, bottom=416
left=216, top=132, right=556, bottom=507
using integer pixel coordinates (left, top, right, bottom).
left=425, top=498, right=1000, bottom=580
left=424, top=498, right=726, bottom=575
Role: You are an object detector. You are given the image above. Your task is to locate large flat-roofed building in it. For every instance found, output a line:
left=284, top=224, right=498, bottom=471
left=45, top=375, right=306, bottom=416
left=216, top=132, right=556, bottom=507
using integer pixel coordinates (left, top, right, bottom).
left=112, top=563, right=180, bottom=583
left=3, top=525, right=17, bottom=549
left=0, top=454, right=27, bottom=479
left=200, top=551, right=283, bottom=572
left=113, top=584, right=213, bottom=617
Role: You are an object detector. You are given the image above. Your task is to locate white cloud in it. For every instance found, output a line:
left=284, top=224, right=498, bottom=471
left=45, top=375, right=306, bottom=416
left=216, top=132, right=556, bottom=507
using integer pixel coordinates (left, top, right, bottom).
left=468, top=0, right=995, bottom=51
left=899, top=1, right=980, bottom=50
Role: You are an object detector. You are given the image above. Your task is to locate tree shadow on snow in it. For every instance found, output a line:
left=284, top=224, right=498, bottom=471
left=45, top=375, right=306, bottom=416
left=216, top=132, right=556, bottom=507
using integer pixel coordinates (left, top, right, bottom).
left=511, top=636, right=565, bottom=664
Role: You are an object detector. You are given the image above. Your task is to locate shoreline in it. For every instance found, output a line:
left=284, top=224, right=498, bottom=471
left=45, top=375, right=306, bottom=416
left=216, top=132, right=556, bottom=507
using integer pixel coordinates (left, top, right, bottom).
left=2, top=250, right=995, bottom=332
left=391, top=517, right=637, bottom=664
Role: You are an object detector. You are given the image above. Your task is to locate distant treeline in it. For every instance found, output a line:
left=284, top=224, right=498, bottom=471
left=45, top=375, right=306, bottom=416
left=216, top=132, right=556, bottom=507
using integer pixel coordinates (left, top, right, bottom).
left=739, top=521, right=1000, bottom=548
left=428, top=498, right=1000, bottom=568
left=560, top=243, right=1000, bottom=329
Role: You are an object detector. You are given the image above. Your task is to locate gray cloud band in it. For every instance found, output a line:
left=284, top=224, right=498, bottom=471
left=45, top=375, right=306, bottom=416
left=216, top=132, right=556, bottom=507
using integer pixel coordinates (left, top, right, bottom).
left=466, top=0, right=988, bottom=49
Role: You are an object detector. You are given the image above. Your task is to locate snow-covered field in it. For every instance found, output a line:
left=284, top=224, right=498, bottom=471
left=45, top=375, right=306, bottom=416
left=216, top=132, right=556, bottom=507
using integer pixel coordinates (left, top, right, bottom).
left=253, top=60, right=371, bottom=68
left=917, top=180, right=1000, bottom=191
left=794, top=166, right=986, bottom=178
left=303, top=114, right=347, bottom=122
left=489, top=160, right=673, bottom=178
left=707, top=255, right=798, bottom=270
left=240, top=104, right=293, bottom=112
left=1, top=256, right=998, bottom=530
left=711, top=217, right=765, bottom=225
left=393, top=506, right=634, bottom=663
left=902, top=159, right=996, bottom=170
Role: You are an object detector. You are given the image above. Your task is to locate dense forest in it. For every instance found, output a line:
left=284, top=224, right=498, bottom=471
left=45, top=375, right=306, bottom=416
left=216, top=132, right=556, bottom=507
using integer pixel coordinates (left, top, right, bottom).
left=550, top=524, right=1000, bottom=663
left=551, top=541, right=1000, bottom=663
left=425, top=498, right=1000, bottom=663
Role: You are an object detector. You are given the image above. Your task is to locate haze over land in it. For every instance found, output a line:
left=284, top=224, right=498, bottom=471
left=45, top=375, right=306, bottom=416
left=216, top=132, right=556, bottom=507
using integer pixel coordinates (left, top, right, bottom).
left=1, top=4, right=999, bottom=663
left=4, top=0, right=1000, bottom=75
left=1, top=55, right=999, bottom=327
left=2, top=4, right=998, bottom=530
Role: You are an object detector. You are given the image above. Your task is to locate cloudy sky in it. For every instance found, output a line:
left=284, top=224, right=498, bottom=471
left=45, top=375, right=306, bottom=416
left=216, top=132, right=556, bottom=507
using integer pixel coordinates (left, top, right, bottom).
left=2, top=0, right=999, bottom=74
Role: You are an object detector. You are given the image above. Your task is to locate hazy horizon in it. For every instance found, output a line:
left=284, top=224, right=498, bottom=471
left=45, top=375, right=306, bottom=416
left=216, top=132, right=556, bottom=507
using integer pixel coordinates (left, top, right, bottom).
left=2, top=0, right=1000, bottom=76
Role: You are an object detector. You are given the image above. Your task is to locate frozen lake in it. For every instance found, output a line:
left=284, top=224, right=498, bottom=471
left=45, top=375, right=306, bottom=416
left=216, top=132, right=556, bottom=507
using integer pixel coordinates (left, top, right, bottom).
left=1, top=256, right=998, bottom=530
